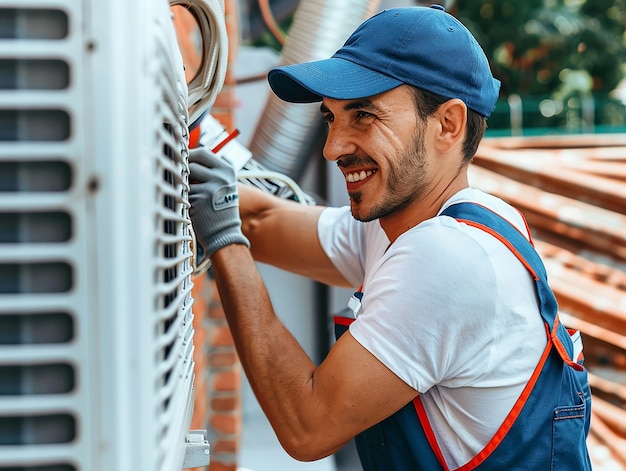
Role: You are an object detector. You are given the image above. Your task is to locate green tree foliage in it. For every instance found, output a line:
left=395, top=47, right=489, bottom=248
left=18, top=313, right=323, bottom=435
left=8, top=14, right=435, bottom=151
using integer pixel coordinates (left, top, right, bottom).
left=456, top=0, right=626, bottom=131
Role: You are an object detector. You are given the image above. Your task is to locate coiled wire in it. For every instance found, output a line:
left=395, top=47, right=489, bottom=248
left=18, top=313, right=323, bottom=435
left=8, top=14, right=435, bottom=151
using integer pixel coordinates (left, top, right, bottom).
left=169, top=0, right=229, bottom=125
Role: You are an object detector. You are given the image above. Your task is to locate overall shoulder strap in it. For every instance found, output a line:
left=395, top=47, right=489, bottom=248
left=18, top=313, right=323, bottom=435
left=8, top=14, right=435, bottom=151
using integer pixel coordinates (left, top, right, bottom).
left=441, top=202, right=583, bottom=370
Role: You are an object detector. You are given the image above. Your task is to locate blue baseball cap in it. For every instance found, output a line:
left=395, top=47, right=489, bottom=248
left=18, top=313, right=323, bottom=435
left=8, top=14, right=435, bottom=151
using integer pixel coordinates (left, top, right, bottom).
left=268, top=5, right=501, bottom=118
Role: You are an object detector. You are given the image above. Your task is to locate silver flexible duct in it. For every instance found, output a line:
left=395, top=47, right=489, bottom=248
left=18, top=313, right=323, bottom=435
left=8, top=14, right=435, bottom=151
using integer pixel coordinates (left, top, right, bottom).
left=248, top=0, right=381, bottom=180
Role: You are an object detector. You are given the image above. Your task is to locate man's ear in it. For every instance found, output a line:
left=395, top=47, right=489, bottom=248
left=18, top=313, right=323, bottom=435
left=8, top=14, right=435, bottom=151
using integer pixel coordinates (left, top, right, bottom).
left=435, top=99, right=467, bottom=152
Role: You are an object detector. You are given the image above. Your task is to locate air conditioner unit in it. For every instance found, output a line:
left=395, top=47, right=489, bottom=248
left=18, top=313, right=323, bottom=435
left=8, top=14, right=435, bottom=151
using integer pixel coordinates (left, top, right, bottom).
left=0, top=0, right=214, bottom=469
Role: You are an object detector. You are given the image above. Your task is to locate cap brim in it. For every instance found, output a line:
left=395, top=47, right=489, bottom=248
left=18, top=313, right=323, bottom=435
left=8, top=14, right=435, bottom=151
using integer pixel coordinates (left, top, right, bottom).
left=268, top=57, right=404, bottom=103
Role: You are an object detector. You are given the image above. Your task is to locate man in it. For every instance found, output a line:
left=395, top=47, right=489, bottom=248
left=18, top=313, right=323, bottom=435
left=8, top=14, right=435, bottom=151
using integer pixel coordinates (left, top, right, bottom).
left=189, top=5, right=592, bottom=470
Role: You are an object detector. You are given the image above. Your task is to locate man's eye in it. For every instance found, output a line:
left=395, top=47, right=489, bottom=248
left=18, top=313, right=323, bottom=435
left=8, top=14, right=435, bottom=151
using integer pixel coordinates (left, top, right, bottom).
left=355, top=110, right=374, bottom=120
left=322, top=114, right=333, bottom=124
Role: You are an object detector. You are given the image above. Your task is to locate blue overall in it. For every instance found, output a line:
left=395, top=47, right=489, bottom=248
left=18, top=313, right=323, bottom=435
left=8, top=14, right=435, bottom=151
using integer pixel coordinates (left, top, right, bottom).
left=334, top=203, right=592, bottom=470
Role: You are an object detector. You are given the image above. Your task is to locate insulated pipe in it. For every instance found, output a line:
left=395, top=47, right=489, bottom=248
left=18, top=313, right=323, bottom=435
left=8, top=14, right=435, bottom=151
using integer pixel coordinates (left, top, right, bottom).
left=248, top=0, right=381, bottom=180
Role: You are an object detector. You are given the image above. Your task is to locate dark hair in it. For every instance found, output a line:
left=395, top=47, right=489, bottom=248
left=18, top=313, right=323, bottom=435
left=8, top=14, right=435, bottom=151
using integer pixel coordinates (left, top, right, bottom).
left=408, top=86, right=487, bottom=164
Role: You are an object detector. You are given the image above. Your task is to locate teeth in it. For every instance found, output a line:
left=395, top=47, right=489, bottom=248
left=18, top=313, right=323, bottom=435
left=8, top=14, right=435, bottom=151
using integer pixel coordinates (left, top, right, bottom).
left=346, top=170, right=374, bottom=183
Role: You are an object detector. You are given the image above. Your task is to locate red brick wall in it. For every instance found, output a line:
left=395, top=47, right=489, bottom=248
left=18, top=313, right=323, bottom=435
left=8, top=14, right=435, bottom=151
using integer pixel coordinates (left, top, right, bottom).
left=190, top=272, right=242, bottom=471
left=189, top=279, right=211, bottom=471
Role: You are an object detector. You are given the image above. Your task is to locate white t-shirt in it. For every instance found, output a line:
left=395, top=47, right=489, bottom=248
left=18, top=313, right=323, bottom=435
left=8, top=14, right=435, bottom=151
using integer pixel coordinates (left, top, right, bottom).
left=317, top=187, right=547, bottom=469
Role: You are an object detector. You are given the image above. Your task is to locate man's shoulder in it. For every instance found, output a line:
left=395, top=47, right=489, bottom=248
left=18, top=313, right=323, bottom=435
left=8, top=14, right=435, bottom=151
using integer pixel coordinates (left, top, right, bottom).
left=438, top=187, right=529, bottom=237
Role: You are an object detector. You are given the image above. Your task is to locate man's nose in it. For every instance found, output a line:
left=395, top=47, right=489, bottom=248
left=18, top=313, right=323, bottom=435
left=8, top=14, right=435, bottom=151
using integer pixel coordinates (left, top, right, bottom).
left=322, top=125, right=357, bottom=162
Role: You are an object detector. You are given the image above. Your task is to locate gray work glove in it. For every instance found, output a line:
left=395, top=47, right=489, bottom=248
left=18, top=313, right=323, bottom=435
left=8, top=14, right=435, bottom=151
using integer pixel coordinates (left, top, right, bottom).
left=188, top=147, right=250, bottom=259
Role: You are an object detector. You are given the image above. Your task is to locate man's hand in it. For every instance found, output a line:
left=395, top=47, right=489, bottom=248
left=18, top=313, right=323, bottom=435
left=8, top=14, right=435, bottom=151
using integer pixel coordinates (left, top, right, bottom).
left=188, top=148, right=249, bottom=258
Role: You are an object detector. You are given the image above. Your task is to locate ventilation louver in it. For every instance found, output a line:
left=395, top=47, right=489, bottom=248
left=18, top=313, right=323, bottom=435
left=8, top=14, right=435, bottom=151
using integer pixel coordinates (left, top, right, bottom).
left=0, top=1, right=204, bottom=469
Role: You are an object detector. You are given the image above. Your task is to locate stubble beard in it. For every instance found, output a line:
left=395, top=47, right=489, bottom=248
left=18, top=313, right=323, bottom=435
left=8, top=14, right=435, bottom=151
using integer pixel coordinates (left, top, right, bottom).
left=350, top=132, right=428, bottom=223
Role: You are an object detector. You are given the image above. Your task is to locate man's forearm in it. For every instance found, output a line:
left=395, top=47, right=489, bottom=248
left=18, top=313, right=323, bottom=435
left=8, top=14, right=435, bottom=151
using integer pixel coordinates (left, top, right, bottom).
left=209, top=244, right=336, bottom=459
left=238, top=186, right=349, bottom=287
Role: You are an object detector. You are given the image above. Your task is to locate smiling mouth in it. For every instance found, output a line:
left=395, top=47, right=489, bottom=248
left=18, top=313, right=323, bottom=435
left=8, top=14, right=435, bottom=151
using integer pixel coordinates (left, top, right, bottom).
left=345, top=169, right=377, bottom=183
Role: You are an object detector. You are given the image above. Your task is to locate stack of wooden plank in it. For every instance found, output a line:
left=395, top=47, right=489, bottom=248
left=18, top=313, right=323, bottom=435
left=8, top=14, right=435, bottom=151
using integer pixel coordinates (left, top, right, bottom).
left=471, top=134, right=626, bottom=470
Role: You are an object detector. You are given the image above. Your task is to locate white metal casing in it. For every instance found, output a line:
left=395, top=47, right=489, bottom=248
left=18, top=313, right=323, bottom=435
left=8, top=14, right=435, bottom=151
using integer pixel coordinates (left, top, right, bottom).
left=0, top=1, right=205, bottom=469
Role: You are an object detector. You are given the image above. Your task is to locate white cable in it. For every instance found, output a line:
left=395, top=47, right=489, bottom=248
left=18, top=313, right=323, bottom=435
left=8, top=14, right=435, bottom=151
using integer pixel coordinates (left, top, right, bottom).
left=169, top=0, right=229, bottom=124
left=237, top=169, right=316, bottom=206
